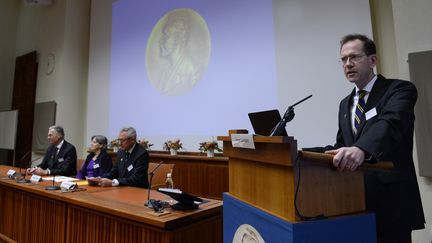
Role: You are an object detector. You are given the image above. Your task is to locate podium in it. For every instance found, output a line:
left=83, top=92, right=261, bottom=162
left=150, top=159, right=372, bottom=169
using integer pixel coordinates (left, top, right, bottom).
left=218, top=133, right=392, bottom=242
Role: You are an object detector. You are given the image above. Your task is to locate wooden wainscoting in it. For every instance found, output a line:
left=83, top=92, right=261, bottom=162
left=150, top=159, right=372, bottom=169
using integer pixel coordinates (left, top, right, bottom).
left=107, top=151, right=229, bottom=200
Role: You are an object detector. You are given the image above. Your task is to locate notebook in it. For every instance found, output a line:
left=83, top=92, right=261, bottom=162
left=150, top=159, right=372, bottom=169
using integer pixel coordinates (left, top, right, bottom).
left=248, top=109, right=288, bottom=136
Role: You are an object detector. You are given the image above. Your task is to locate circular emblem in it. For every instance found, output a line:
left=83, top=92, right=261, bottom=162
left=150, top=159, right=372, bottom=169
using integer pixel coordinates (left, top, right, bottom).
left=146, top=8, right=211, bottom=96
left=232, top=224, right=265, bottom=243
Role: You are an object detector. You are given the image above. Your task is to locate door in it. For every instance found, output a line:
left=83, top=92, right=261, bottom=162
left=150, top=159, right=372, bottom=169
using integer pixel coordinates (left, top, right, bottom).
left=12, top=51, right=38, bottom=167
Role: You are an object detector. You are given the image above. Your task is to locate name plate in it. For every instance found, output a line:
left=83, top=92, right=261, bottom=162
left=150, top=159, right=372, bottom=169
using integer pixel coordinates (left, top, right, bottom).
left=60, top=181, right=77, bottom=190
left=231, top=134, right=255, bottom=149
left=30, top=175, right=42, bottom=183
left=7, top=169, right=16, bottom=177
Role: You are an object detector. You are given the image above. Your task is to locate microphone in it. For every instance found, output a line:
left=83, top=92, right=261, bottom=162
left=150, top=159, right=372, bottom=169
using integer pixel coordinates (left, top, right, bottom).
left=270, top=95, right=312, bottom=136
left=12, top=151, right=31, bottom=180
left=45, top=174, right=61, bottom=190
left=145, top=160, right=165, bottom=208
left=17, top=156, right=42, bottom=184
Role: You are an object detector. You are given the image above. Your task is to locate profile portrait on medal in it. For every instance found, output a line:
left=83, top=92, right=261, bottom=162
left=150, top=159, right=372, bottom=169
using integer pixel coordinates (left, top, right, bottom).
left=232, top=224, right=265, bottom=243
left=146, top=8, right=211, bottom=96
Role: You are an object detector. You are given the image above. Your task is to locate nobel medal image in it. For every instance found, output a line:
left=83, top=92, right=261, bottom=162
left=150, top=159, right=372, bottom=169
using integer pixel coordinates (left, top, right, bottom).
left=146, top=8, right=211, bottom=96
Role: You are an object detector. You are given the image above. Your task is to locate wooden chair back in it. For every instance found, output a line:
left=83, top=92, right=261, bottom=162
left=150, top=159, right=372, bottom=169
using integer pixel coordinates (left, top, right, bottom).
left=76, top=159, right=85, bottom=174
left=148, top=162, right=175, bottom=189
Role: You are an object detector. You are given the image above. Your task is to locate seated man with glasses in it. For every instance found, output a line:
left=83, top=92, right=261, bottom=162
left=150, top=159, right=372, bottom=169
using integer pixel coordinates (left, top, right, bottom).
left=94, top=126, right=149, bottom=188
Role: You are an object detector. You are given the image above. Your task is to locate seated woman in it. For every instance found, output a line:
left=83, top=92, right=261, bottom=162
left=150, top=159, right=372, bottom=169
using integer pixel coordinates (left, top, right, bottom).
left=76, top=135, right=112, bottom=179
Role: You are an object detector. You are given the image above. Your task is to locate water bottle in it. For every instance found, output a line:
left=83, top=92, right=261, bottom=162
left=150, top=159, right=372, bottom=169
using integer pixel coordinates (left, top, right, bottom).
left=165, top=172, right=174, bottom=189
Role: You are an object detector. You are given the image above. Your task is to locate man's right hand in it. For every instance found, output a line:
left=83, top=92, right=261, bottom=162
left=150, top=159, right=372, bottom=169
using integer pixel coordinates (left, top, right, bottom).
left=325, top=146, right=365, bottom=171
left=26, top=167, right=37, bottom=175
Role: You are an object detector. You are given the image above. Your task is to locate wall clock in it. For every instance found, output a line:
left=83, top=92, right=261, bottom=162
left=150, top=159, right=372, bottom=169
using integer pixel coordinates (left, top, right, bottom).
left=46, top=53, right=55, bottom=75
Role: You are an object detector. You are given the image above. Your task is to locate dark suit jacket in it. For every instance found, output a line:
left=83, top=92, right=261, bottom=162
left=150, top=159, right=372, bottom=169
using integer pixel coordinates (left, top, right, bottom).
left=103, top=143, right=149, bottom=188
left=39, top=140, right=77, bottom=176
left=335, top=75, right=425, bottom=233
left=76, top=151, right=112, bottom=179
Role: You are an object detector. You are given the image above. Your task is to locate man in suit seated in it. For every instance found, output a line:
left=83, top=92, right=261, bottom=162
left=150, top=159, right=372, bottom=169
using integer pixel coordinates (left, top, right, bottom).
left=27, top=125, right=77, bottom=176
left=97, top=126, right=149, bottom=188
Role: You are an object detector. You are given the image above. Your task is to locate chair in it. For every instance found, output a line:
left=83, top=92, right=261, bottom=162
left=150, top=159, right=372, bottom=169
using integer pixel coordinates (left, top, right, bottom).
left=76, top=159, right=85, bottom=174
left=148, top=162, right=175, bottom=189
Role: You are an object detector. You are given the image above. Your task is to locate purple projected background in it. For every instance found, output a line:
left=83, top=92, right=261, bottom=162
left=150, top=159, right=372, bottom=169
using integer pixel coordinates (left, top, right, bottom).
left=109, top=0, right=278, bottom=137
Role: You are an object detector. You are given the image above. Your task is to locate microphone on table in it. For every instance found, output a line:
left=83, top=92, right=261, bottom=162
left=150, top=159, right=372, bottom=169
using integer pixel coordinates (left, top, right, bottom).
left=144, top=160, right=165, bottom=209
left=12, top=151, right=30, bottom=180
left=45, top=174, right=61, bottom=190
left=17, top=155, right=41, bottom=184
left=270, top=95, right=312, bottom=136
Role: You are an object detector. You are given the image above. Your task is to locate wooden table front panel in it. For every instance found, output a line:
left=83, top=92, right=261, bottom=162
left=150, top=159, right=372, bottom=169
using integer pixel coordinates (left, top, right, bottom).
left=67, top=205, right=222, bottom=243
left=0, top=184, right=66, bottom=243
left=67, top=206, right=169, bottom=243
left=1, top=166, right=222, bottom=243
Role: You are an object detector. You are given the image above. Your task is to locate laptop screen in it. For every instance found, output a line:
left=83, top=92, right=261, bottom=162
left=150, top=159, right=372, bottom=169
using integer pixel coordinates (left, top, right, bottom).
left=248, top=109, right=288, bottom=136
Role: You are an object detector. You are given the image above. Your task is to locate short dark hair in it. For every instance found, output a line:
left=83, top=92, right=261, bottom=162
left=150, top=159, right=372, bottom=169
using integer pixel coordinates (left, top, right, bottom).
left=340, top=34, right=376, bottom=56
left=91, top=135, right=108, bottom=150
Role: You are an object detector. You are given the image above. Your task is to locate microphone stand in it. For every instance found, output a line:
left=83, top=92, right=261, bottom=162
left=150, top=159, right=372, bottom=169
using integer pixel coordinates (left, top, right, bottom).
left=145, top=160, right=165, bottom=208
left=270, top=95, right=313, bottom=136
left=13, top=151, right=30, bottom=181
left=45, top=174, right=61, bottom=190
left=17, top=155, right=40, bottom=184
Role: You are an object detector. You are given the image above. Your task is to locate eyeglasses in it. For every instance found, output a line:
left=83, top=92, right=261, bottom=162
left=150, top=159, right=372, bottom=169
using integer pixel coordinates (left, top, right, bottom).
left=339, top=54, right=366, bottom=65
left=117, top=138, right=130, bottom=143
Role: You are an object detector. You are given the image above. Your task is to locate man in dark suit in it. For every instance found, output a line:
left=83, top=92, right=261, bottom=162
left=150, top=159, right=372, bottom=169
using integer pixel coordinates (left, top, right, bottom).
left=27, top=125, right=77, bottom=176
left=99, top=126, right=149, bottom=188
left=322, top=34, right=425, bottom=243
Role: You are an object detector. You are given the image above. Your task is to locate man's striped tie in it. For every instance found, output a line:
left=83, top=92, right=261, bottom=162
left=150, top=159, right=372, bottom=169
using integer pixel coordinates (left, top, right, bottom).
left=354, top=90, right=367, bottom=134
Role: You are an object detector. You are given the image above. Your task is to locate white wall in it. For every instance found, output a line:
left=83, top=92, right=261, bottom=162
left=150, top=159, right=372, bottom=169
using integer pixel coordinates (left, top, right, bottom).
left=86, top=0, right=113, bottom=148
left=370, top=0, right=399, bottom=77
left=15, top=0, right=90, bottom=158
left=273, top=0, right=372, bottom=149
left=391, top=0, right=432, bottom=242
left=0, top=0, right=19, bottom=111
left=57, top=0, right=90, bottom=157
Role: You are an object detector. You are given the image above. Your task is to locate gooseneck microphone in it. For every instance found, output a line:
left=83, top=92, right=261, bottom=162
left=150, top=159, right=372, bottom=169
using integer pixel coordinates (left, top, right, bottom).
left=145, top=160, right=165, bottom=208
left=17, top=155, right=41, bottom=184
left=45, top=174, right=61, bottom=190
left=13, top=151, right=31, bottom=180
left=270, top=95, right=312, bottom=136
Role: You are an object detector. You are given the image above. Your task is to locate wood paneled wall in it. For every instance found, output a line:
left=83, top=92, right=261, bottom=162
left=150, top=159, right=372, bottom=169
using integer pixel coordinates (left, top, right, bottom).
left=107, top=151, right=229, bottom=200
left=149, top=153, right=228, bottom=200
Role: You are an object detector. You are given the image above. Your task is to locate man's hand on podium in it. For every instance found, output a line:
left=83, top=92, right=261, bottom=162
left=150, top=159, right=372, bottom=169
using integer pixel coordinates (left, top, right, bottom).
left=325, top=146, right=365, bottom=172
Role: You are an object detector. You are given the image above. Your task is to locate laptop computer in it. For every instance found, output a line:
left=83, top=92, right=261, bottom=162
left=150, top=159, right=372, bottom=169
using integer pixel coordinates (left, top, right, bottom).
left=248, top=109, right=288, bottom=136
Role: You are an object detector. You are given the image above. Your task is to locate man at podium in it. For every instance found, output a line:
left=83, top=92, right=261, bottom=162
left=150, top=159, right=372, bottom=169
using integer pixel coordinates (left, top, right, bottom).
left=322, top=34, right=425, bottom=243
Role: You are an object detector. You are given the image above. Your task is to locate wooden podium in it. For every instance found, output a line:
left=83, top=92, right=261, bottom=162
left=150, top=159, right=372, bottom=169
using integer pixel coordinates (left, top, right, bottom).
left=218, top=134, right=392, bottom=222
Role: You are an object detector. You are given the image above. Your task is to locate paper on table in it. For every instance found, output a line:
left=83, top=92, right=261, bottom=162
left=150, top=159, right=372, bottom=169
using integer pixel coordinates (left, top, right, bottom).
left=76, top=180, right=89, bottom=186
left=42, top=176, right=79, bottom=182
